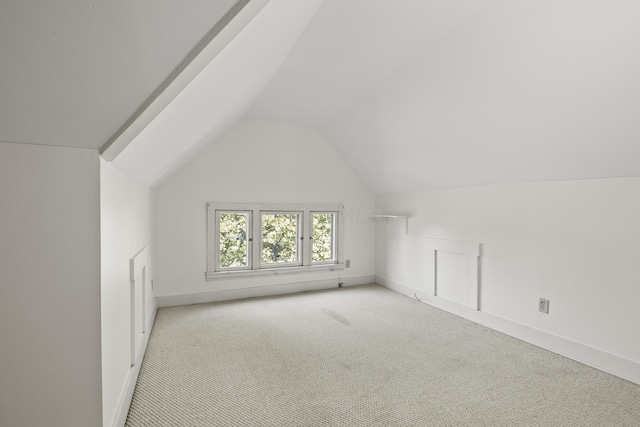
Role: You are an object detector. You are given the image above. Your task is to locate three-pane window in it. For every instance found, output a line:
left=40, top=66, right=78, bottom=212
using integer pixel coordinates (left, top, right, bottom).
left=208, top=203, right=342, bottom=277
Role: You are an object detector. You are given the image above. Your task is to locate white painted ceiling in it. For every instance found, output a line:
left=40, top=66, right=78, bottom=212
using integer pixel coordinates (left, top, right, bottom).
left=111, top=0, right=323, bottom=185
left=252, top=0, right=640, bottom=193
left=246, top=0, right=497, bottom=126
left=5, top=0, right=640, bottom=193
left=0, top=0, right=241, bottom=149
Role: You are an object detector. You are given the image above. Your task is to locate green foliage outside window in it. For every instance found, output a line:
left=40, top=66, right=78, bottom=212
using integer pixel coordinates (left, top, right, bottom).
left=312, top=213, right=334, bottom=262
left=218, top=210, right=336, bottom=269
left=262, top=213, right=299, bottom=264
left=219, top=213, right=248, bottom=268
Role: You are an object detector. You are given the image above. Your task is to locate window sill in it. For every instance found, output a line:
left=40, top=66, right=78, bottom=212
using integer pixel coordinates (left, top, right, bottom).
left=206, top=263, right=345, bottom=281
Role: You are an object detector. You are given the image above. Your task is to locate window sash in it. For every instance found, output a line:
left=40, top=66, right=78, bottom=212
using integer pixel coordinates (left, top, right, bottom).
left=259, top=211, right=303, bottom=268
left=215, top=210, right=252, bottom=272
left=311, top=212, right=337, bottom=265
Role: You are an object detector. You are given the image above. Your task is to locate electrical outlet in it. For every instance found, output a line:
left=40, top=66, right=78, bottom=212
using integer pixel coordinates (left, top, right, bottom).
left=345, top=259, right=351, bottom=268
left=539, top=298, right=549, bottom=314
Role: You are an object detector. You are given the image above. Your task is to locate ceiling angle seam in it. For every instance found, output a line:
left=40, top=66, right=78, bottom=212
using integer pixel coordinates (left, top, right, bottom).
left=100, top=0, right=270, bottom=161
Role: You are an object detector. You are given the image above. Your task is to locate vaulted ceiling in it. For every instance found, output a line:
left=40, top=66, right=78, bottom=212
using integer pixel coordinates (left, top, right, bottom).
left=0, top=0, right=243, bottom=149
left=4, top=0, right=640, bottom=194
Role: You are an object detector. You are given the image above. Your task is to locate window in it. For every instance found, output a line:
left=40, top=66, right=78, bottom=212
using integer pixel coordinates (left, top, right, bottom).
left=311, top=212, right=336, bottom=264
left=207, top=203, right=343, bottom=279
left=260, top=212, right=302, bottom=267
left=217, top=211, right=251, bottom=270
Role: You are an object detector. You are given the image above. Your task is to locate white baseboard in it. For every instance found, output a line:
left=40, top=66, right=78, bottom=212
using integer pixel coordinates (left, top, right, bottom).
left=376, top=275, right=640, bottom=386
left=112, top=298, right=158, bottom=427
left=157, top=275, right=376, bottom=308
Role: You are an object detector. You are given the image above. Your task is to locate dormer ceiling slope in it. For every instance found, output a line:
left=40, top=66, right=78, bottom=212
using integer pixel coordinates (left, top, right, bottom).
left=5, top=1, right=640, bottom=193
left=251, top=0, right=640, bottom=194
left=0, top=0, right=245, bottom=150
left=110, top=0, right=323, bottom=185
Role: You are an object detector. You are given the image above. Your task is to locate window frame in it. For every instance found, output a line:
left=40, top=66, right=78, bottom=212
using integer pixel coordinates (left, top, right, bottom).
left=310, top=211, right=337, bottom=265
left=206, top=202, right=344, bottom=280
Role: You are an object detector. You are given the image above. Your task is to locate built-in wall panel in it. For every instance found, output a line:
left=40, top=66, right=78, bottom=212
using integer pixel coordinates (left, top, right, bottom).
left=376, top=177, right=640, bottom=384
left=437, top=252, right=470, bottom=304
left=424, top=237, right=481, bottom=310
left=130, top=247, right=148, bottom=366
left=0, top=143, right=101, bottom=427
left=152, top=120, right=376, bottom=304
left=101, top=161, right=154, bottom=427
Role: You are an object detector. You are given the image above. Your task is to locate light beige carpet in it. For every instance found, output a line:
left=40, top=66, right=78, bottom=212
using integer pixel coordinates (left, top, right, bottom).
left=126, top=284, right=640, bottom=426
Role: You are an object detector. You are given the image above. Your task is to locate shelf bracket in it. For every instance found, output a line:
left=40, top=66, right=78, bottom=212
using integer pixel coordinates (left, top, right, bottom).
left=370, top=214, right=409, bottom=234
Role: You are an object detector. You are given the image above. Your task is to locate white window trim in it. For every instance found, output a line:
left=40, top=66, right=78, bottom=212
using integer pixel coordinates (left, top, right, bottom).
left=206, top=202, right=344, bottom=281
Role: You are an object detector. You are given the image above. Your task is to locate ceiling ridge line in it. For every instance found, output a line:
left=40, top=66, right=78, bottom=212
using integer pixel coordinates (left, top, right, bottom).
left=100, top=0, right=270, bottom=161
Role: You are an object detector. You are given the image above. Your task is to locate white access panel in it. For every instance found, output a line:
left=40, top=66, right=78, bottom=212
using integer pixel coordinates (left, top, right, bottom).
left=129, top=247, right=147, bottom=366
left=425, top=238, right=482, bottom=310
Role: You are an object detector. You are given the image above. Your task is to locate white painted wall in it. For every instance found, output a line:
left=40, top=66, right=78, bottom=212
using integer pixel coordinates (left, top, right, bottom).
left=100, top=161, right=153, bottom=427
left=0, top=142, right=102, bottom=426
left=376, top=177, right=640, bottom=376
left=152, top=120, right=375, bottom=302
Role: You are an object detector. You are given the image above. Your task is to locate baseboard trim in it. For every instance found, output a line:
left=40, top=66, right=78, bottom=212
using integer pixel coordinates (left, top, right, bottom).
left=157, top=275, right=376, bottom=308
left=376, top=275, right=640, bottom=386
left=112, top=298, right=158, bottom=427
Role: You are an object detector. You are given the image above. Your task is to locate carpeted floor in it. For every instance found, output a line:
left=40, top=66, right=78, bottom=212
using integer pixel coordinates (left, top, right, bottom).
left=125, top=284, right=640, bottom=426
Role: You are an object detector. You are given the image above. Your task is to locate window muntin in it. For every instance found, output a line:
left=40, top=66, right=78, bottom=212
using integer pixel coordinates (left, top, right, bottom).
left=311, top=212, right=336, bottom=264
left=217, top=211, right=252, bottom=270
left=260, top=212, right=302, bottom=267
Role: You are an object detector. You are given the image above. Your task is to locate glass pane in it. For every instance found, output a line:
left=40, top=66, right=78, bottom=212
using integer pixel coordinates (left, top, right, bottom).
left=312, top=213, right=334, bottom=263
left=261, top=213, right=299, bottom=265
left=219, top=212, right=249, bottom=268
